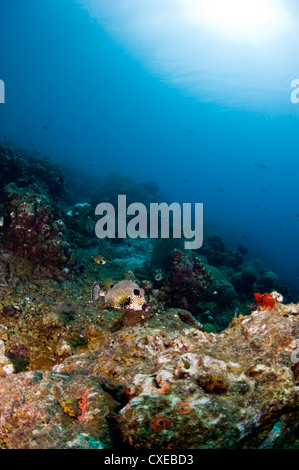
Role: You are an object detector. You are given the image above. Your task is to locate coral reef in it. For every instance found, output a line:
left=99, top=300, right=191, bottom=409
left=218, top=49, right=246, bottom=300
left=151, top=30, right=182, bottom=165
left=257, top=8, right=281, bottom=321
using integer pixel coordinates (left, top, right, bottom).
left=0, top=144, right=65, bottom=200
left=90, top=172, right=162, bottom=209
left=199, top=234, right=243, bottom=268
left=149, top=237, right=192, bottom=283
left=177, top=234, right=298, bottom=331
left=0, top=183, right=71, bottom=274
left=0, top=143, right=298, bottom=449
left=159, top=249, right=210, bottom=311
left=65, top=202, right=95, bottom=247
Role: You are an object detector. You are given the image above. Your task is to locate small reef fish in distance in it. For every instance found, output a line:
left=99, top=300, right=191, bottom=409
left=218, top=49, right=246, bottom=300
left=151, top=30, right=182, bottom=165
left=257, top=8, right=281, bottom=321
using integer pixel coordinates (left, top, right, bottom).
left=92, top=255, right=106, bottom=265
left=184, top=129, right=195, bottom=134
left=42, top=125, right=48, bottom=130
left=0, top=216, right=4, bottom=227
left=254, top=162, right=268, bottom=169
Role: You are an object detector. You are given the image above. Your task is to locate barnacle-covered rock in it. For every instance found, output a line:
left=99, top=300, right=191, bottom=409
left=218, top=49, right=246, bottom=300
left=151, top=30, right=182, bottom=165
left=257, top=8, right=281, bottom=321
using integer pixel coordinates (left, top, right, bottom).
left=115, top=302, right=299, bottom=449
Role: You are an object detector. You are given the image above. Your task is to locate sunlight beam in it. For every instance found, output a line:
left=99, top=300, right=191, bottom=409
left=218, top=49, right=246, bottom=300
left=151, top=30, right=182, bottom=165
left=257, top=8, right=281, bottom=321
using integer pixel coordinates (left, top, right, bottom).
left=178, top=0, right=287, bottom=42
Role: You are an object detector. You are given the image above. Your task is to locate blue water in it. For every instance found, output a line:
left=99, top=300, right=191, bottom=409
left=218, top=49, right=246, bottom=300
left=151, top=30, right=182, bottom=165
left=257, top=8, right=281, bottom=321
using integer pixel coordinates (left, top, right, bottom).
left=1, top=0, right=299, bottom=293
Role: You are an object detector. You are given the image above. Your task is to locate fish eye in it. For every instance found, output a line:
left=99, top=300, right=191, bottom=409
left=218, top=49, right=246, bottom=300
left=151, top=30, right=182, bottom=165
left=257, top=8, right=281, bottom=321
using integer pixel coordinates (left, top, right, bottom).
left=133, top=289, right=140, bottom=296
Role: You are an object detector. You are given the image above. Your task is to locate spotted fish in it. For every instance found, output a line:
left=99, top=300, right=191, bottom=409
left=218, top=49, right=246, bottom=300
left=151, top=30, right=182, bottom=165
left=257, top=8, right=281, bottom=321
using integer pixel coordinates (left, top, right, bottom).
left=91, top=280, right=148, bottom=311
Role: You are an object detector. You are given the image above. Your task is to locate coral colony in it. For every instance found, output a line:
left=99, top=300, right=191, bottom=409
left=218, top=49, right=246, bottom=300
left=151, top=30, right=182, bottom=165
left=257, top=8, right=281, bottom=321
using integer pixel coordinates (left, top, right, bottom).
left=0, top=144, right=298, bottom=449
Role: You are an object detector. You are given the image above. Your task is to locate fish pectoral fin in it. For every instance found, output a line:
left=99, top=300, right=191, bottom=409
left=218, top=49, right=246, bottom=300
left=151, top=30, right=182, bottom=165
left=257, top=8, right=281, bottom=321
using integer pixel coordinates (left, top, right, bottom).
left=91, top=282, right=101, bottom=301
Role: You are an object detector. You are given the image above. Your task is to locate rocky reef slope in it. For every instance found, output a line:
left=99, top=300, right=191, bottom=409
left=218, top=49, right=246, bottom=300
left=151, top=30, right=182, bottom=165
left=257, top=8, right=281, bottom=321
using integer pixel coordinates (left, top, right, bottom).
left=0, top=296, right=298, bottom=449
left=0, top=143, right=298, bottom=449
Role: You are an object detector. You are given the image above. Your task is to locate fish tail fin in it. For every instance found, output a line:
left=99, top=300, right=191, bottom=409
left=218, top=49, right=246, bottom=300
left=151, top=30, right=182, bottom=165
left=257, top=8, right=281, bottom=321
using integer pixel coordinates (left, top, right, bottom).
left=91, top=282, right=101, bottom=301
